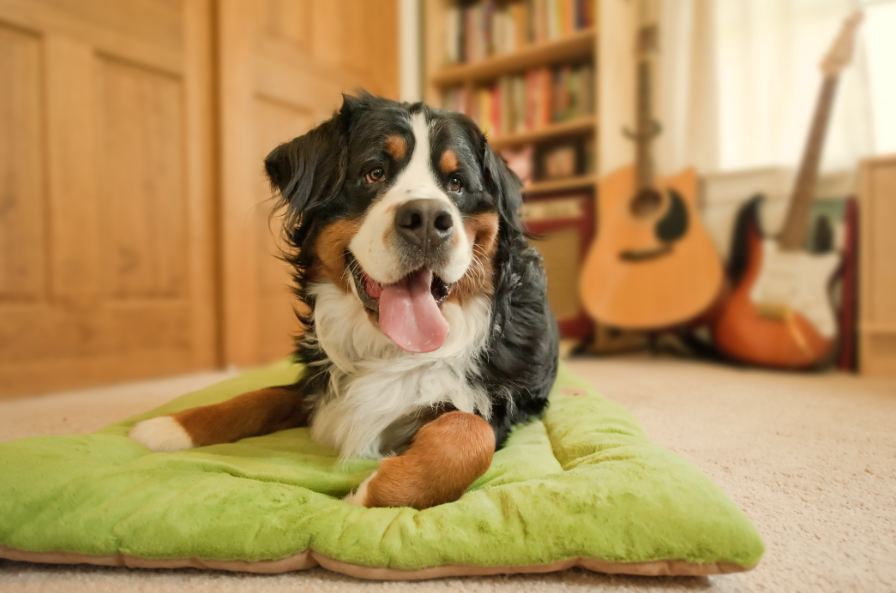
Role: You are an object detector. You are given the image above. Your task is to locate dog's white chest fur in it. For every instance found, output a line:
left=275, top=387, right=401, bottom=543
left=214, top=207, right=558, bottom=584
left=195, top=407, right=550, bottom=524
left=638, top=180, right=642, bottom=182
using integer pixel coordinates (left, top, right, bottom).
left=306, top=283, right=492, bottom=459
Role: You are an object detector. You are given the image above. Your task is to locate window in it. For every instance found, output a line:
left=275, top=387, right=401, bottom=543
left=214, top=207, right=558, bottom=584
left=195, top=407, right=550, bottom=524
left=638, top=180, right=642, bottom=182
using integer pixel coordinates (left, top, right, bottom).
left=864, top=0, right=896, bottom=153
left=711, top=0, right=879, bottom=172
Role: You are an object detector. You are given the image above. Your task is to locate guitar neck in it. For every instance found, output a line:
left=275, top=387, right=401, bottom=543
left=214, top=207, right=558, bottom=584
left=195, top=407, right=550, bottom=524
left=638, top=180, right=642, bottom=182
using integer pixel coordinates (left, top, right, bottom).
left=778, top=76, right=840, bottom=250
left=635, top=59, right=654, bottom=189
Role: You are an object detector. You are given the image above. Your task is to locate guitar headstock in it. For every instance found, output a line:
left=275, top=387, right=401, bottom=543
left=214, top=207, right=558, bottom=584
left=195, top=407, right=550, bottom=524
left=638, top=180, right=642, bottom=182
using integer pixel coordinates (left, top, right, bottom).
left=821, top=11, right=863, bottom=76
left=636, top=24, right=659, bottom=58
left=634, top=0, right=659, bottom=58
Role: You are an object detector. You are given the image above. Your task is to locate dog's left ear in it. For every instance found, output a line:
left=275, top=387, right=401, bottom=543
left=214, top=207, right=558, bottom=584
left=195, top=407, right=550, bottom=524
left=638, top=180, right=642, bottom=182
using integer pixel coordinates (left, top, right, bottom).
left=264, top=97, right=353, bottom=217
left=482, top=142, right=525, bottom=238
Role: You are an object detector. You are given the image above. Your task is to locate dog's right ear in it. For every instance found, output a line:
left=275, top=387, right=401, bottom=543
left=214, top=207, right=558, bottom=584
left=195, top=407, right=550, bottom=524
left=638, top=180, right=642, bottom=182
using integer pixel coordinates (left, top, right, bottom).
left=264, top=100, right=351, bottom=216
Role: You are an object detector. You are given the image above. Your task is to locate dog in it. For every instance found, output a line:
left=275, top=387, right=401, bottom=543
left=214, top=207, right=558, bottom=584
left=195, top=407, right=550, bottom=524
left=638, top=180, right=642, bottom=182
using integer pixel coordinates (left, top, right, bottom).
left=130, top=93, right=559, bottom=509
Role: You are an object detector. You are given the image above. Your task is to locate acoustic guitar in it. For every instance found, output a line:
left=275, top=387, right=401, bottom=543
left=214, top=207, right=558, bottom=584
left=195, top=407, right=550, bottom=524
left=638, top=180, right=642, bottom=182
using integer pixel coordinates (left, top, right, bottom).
left=579, top=18, right=723, bottom=330
left=711, top=12, right=863, bottom=369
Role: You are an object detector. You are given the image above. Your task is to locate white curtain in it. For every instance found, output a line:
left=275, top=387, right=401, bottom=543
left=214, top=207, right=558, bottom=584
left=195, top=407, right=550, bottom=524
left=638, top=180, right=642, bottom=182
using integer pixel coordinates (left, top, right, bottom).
left=654, top=0, right=720, bottom=173
left=654, top=0, right=874, bottom=175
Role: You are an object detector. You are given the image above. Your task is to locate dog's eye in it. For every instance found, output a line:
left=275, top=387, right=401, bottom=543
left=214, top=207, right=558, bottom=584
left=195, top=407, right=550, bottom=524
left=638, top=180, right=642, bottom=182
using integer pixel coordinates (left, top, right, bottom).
left=447, top=175, right=463, bottom=193
left=364, top=167, right=386, bottom=184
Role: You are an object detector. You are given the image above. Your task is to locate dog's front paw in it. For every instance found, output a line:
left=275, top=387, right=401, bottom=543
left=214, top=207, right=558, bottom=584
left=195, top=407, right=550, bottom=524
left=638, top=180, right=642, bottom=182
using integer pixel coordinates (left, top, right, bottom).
left=129, top=416, right=194, bottom=452
left=344, top=472, right=376, bottom=507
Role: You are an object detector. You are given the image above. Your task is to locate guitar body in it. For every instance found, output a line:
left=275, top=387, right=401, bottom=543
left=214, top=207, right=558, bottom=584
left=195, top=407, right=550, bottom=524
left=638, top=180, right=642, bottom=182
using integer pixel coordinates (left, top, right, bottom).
left=708, top=12, right=862, bottom=369
left=580, top=165, right=724, bottom=329
left=711, top=198, right=839, bottom=368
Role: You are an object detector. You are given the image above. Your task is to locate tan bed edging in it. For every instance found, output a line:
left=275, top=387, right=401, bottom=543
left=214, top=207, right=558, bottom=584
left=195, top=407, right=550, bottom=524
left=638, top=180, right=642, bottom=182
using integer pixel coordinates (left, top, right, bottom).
left=0, top=546, right=754, bottom=580
left=0, top=546, right=316, bottom=574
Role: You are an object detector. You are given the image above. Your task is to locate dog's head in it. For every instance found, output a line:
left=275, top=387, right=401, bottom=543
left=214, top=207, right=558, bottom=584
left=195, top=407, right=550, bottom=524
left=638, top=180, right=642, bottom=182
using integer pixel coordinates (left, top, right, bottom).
left=265, top=93, right=524, bottom=354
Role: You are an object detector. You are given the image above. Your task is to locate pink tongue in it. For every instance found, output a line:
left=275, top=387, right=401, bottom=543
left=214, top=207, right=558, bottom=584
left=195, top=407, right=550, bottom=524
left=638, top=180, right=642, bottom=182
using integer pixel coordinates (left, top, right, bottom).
left=378, top=269, right=449, bottom=353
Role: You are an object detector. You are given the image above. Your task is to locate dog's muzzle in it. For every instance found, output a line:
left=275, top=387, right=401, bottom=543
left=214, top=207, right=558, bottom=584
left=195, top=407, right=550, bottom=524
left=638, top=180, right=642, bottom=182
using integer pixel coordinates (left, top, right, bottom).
left=346, top=198, right=464, bottom=354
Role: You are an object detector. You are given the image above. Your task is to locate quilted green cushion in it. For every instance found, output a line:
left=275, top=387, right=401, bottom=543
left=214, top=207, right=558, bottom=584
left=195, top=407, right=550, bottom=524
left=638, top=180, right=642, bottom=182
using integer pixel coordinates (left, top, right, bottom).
left=0, top=361, right=763, bottom=578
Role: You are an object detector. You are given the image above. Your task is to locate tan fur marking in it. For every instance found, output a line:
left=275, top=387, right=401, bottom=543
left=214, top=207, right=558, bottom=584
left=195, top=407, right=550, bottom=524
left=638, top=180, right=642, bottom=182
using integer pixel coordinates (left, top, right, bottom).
left=439, top=149, right=458, bottom=174
left=381, top=203, right=400, bottom=248
left=313, top=218, right=362, bottom=290
left=384, top=135, right=407, bottom=161
left=450, top=211, right=500, bottom=303
left=173, top=387, right=308, bottom=447
left=363, top=411, right=495, bottom=509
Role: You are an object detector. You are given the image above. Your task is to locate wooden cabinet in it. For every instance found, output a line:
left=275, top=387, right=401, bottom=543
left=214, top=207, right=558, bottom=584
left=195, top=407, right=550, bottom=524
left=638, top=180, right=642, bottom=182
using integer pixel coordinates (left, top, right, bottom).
left=0, top=0, right=398, bottom=396
left=859, top=155, right=896, bottom=375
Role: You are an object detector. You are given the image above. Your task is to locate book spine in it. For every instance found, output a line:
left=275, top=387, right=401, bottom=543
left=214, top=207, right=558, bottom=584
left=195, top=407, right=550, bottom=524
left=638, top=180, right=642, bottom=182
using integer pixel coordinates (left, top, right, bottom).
left=483, top=0, right=494, bottom=57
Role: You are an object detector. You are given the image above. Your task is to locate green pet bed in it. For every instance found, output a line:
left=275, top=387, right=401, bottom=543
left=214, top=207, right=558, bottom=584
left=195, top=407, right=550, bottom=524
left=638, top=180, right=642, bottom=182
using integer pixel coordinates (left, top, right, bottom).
left=0, top=361, right=762, bottom=579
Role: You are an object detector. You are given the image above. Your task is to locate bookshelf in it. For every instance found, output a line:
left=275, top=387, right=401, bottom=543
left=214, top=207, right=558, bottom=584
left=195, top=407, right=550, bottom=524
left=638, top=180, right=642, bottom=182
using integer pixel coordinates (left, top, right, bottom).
left=424, top=0, right=600, bottom=340
left=489, top=114, right=596, bottom=151
left=523, top=174, right=598, bottom=195
left=430, top=27, right=596, bottom=86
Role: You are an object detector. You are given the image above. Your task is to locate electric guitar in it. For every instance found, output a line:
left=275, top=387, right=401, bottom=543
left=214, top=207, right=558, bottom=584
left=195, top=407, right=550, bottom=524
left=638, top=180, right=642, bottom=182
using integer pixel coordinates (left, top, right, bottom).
left=711, top=12, right=863, bottom=369
left=579, top=17, right=723, bottom=330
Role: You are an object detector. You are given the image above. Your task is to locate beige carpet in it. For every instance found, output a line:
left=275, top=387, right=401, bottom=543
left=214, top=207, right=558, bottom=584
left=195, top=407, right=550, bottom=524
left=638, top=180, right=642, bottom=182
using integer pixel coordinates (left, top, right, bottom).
left=1, top=356, right=894, bottom=593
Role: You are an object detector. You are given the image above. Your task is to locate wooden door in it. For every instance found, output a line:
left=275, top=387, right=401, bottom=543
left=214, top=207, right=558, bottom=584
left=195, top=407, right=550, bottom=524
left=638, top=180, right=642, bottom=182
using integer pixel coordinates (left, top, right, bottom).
left=0, top=0, right=217, bottom=396
left=218, top=0, right=398, bottom=366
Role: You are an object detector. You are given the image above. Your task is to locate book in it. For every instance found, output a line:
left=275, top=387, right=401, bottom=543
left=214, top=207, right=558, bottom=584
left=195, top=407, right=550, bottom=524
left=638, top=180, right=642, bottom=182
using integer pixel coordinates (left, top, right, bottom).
left=446, top=0, right=593, bottom=65
left=443, top=62, right=593, bottom=138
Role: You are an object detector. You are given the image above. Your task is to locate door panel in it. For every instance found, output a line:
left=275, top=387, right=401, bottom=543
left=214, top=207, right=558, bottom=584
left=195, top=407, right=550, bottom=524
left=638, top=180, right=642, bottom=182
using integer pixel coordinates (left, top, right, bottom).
left=219, top=0, right=398, bottom=366
left=0, top=0, right=216, bottom=396
left=0, top=25, right=44, bottom=302
left=252, top=97, right=311, bottom=359
left=98, top=59, right=186, bottom=299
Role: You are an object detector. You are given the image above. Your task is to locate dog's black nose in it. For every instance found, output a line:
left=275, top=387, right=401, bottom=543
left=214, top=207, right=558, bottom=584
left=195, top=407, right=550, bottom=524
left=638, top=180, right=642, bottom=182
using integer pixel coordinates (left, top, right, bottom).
left=394, top=199, right=454, bottom=249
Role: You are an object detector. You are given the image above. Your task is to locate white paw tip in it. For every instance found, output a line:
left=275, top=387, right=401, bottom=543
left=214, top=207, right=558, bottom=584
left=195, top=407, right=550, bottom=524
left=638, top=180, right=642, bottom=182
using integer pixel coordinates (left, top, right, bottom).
left=129, top=416, right=194, bottom=452
left=344, top=472, right=375, bottom=507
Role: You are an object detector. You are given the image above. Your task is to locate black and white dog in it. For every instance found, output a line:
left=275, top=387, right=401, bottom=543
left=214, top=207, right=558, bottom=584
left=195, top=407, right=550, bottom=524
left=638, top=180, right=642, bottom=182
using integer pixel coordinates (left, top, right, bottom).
left=131, top=94, right=558, bottom=509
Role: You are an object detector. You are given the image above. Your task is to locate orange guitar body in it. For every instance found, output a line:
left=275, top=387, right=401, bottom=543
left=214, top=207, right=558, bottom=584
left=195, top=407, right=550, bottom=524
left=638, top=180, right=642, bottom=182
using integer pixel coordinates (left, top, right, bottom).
left=580, top=165, right=724, bottom=329
left=710, top=202, right=835, bottom=369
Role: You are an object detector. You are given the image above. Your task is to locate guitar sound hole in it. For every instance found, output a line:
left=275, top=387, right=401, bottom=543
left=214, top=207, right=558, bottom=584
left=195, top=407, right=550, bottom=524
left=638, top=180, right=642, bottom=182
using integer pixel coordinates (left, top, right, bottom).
left=656, top=189, right=689, bottom=242
left=630, top=189, right=663, bottom=218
